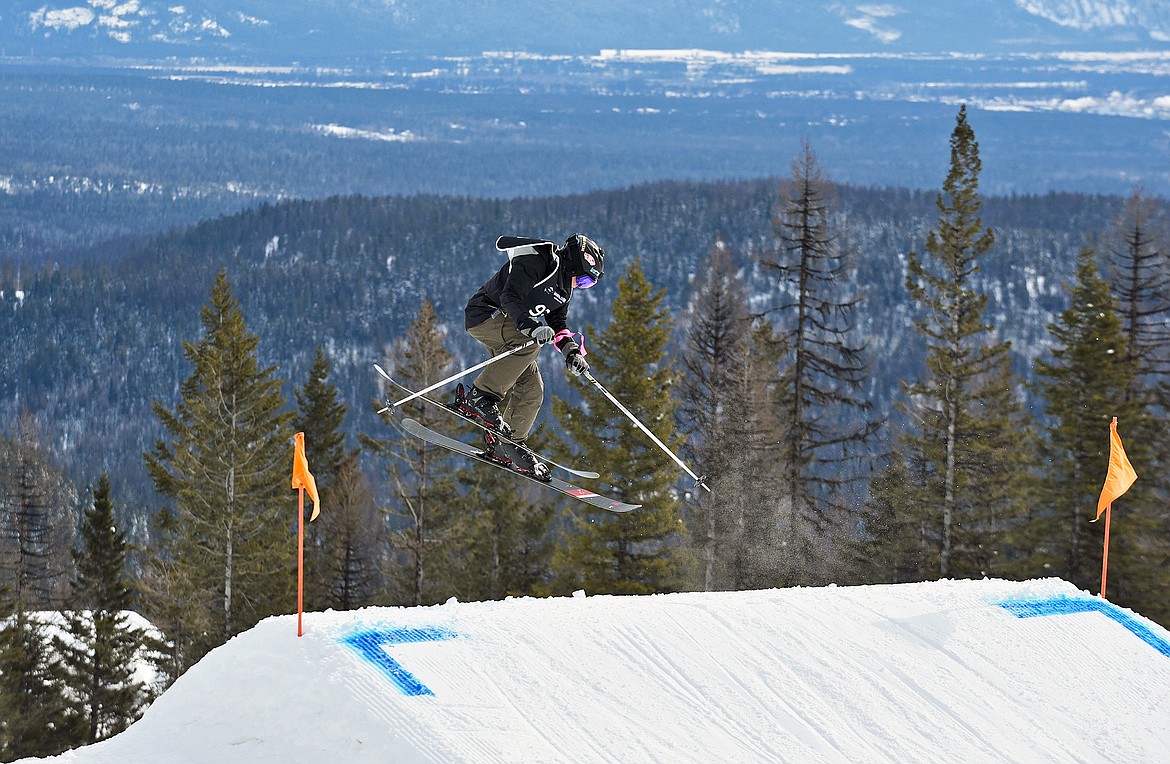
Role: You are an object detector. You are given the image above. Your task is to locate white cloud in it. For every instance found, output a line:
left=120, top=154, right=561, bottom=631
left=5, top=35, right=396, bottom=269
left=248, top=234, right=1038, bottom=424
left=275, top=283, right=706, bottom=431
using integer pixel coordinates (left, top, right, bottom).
left=839, top=3, right=905, bottom=44
left=1016, top=0, right=1135, bottom=29
left=29, top=7, right=97, bottom=32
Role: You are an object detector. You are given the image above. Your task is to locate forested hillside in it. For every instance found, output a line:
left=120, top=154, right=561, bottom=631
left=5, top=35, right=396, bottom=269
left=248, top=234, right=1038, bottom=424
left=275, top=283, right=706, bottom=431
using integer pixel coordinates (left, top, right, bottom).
left=0, top=179, right=1125, bottom=516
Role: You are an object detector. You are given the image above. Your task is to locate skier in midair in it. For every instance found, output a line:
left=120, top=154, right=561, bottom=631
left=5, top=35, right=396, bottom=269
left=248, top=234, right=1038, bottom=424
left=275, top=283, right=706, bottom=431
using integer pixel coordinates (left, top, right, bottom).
left=452, top=234, right=606, bottom=478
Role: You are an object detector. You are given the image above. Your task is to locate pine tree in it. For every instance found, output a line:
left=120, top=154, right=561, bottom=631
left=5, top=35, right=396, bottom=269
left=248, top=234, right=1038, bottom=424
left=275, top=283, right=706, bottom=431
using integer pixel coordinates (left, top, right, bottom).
left=0, top=425, right=78, bottom=758
left=448, top=464, right=556, bottom=601
left=144, top=269, right=293, bottom=666
left=317, top=452, right=382, bottom=610
left=293, top=346, right=349, bottom=492
left=874, top=105, right=1031, bottom=580
left=549, top=259, right=695, bottom=595
left=1106, top=187, right=1170, bottom=388
left=677, top=236, right=781, bottom=590
left=1103, top=187, right=1170, bottom=556
left=0, top=610, right=76, bottom=760
left=364, top=298, right=463, bottom=605
left=54, top=474, right=154, bottom=745
left=136, top=507, right=205, bottom=682
left=0, top=414, right=77, bottom=611
left=0, top=420, right=79, bottom=758
left=759, top=140, right=882, bottom=585
left=861, top=442, right=933, bottom=583
left=1027, top=248, right=1167, bottom=621
left=293, top=347, right=353, bottom=611
left=723, top=319, right=790, bottom=590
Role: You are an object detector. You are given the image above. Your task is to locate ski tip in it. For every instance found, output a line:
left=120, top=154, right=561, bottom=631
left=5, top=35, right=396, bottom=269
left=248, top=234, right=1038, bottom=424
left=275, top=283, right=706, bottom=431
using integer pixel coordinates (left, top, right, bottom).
left=373, top=363, right=391, bottom=380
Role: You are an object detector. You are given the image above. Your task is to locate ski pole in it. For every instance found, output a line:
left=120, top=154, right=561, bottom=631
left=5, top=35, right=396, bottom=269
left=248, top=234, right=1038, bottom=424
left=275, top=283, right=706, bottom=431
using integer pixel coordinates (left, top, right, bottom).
left=378, top=340, right=536, bottom=409
left=581, top=370, right=711, bottom=493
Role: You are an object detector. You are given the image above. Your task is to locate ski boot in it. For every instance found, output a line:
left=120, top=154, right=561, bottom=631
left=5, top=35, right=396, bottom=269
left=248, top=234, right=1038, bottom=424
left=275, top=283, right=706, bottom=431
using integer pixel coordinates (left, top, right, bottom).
left=482, top=431, right=550, bottom=481
left=450, top=383, right=509, bottom=434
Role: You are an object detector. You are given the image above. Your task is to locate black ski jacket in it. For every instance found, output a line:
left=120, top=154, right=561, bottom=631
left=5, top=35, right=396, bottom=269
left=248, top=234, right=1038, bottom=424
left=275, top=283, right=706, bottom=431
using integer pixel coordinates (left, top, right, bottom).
left=465, top=237, right=576, bottom=337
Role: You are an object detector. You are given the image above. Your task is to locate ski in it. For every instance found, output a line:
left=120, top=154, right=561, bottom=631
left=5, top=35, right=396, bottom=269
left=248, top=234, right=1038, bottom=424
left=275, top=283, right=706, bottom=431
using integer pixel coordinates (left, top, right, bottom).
left=401, top=418, right=640, bottom=514
left=373, top=363, right=599, bottom=480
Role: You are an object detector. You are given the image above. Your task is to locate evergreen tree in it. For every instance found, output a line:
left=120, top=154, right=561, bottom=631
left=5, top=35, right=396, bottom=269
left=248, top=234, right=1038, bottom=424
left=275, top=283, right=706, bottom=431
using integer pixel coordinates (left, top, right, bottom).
left=861, top=441, right=933, bottom=583
left=1103, top=187, right=1170, bottom=548
left=55, top=474, right=154, bottom=745
left=0, top=610, right=76, bottom=760
left=0, top=421, right=79, bottom=759
left=1106, top=187, right=1170, bottom=388
left=549, top=259, right=695, bottom=595
left=317, top=452, right=382, bottom=610
left=759, top=140, right=882, bottom=585
left=873, top=105, right=1031, bottom=580
left=136, top=507, right=205, bottom=682
left=144, top=269, right=293, bottom=666
left=723, top=320, right=790, bottom=590
left=448, top=463, right=556, bottom=601
left=293, top=347, right=353, bottom=611
left=1027, top=248, right=1166, bottom=621
left=677, top=236, right=782, bottom=590
left=293, top=346, right=349, bottom=492
left=0, top=427, right=79, bottom=759
left=0, top=415, right=77, bottom=611
left=363, top=298, right=463, bottom=605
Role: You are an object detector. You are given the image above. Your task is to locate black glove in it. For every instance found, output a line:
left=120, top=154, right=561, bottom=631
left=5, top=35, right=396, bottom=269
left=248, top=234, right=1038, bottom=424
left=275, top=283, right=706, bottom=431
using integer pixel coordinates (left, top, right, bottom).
left=524, top=326, right=555, bottom=346
left=565, top=349, right=589, bottom=376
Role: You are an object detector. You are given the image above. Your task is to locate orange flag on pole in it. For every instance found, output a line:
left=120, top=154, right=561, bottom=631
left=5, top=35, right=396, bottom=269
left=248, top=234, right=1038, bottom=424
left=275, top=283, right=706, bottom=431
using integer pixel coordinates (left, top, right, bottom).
left=291, top=431, right=321, bottom=521
left=1095, top=418, right=1137, bottom=521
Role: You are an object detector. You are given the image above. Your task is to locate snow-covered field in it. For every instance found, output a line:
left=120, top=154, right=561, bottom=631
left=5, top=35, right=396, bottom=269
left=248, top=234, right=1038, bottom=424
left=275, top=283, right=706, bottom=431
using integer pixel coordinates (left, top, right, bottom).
left=28, top=578, right=1170, bottom=763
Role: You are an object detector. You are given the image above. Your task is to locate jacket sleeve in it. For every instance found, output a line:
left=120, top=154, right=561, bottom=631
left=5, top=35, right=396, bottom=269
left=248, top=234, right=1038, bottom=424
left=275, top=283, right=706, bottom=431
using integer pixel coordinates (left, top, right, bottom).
left=546, top=302, right=570, bottom=335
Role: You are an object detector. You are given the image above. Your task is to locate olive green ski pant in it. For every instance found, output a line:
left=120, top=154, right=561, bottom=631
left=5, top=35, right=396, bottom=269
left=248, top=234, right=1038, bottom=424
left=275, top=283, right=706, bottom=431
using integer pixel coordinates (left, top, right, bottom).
left=468, top=313, right=544, bottom=440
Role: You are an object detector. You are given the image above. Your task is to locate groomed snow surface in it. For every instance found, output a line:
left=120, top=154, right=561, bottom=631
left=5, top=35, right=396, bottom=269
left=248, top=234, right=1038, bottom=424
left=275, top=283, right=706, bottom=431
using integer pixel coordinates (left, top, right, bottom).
left=29, top=578, right=1170, bottom=763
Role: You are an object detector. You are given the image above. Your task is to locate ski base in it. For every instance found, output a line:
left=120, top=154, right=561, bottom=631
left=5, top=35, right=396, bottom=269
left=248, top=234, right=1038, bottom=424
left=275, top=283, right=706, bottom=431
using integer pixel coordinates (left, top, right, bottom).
left=401, top=418, right=639, bottom=513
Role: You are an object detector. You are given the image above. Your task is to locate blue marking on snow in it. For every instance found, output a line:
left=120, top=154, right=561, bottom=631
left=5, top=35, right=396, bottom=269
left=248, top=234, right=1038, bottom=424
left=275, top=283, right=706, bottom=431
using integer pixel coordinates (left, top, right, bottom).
left=998, top=595, right=1170, bottom=659
left=342, top=626, right=458, bottom=696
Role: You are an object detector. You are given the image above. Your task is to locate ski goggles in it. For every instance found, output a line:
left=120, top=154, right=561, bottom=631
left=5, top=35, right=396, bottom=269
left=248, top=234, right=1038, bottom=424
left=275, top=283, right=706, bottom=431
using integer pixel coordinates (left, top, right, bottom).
left=573, top=274, right=597, bottom=289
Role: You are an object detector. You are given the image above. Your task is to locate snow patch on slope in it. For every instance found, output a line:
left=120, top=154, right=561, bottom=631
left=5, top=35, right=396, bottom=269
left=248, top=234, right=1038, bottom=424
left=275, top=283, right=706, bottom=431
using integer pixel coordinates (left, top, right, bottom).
left=37, top=578, right=1170, bottom=764
left=310, top=124, right=420, bottom=143
left=28, top=1, right=237, bottom=43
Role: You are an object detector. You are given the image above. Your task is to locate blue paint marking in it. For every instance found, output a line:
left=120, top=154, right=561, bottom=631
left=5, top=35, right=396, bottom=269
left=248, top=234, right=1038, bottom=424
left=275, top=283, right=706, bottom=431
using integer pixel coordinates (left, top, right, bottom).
left=342, top=626, right=458, bottom=696
left=998, top=595, right=1170, bottom=659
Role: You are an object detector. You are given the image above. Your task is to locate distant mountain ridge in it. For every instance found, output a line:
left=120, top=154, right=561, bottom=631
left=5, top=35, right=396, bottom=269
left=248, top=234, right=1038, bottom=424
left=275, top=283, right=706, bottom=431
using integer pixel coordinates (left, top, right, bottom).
left=3, top=1, right=1169, bottom=62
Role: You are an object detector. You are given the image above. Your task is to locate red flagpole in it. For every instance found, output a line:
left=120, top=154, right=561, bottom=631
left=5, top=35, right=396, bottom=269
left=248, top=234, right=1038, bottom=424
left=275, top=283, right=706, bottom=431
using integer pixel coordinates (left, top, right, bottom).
left=1100, top=503, right=1112, bottom=600
left=297, top=486, right=306, bottom=636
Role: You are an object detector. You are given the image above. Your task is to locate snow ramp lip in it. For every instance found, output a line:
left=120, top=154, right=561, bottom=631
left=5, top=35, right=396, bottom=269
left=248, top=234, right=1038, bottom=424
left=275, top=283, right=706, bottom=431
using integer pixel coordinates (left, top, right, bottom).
left=38, top=578, right=1170, bottom=764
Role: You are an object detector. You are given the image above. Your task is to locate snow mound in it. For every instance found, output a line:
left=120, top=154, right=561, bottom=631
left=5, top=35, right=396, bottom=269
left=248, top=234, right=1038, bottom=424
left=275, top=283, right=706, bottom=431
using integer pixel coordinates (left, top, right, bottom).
left=33, top=578, right=1170, bottom=763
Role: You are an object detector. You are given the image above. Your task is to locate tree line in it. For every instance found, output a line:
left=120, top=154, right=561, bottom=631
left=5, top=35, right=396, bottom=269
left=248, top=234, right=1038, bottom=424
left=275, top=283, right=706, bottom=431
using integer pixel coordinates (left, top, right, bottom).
left=0, top=169, right=1116, bottom=516
left=4, top=106, right=1170, bottom=759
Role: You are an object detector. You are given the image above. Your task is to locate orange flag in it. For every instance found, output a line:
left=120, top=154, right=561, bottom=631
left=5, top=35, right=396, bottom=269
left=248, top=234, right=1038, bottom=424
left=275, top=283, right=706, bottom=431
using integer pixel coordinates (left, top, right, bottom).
left=291, top=431, right=321, bottom=521
left=1095, top=418, right=1137, bottom=520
